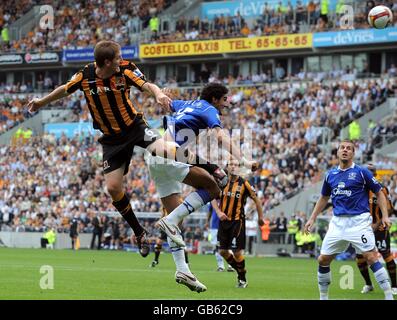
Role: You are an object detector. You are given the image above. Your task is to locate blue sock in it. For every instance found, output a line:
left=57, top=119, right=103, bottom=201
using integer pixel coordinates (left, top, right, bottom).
left=370, top=261, right=392, bottom=298
left=166, top=189, right=211, bottom=225
left=318, top=265, right=330, bottom=274
left=370, top=261, right=382, bottom=273
left=196, top=189, right=212, bottom=204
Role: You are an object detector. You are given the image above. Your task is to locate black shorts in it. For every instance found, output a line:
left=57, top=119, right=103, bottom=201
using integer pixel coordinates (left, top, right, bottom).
left=159, top=230, right=167, bottom=242
left=218, top=220, right=245, bottom=251
left=70, top=232, right=78, bottom=238
left=374, top=229, right=391, bottom=255
left=100, top=114, right=161, bottom=175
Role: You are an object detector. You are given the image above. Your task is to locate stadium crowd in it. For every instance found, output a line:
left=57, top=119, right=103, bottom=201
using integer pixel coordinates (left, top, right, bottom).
left=1, top=1, right=397, bottom=51
left=145, top=0, right=397, bottom=44
left=0, top=76, right=396, bottom=239
left=1, top=1, right=397, bottom=251
left=1, top=69, right=397, bottom=134
left=0, top=96, right=32, bottom=134
left=0, top=0, right=176, bottom=52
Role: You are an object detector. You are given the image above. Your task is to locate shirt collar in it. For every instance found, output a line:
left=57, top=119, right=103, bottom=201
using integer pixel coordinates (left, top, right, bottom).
left=337, top=162, right=355, bottom=171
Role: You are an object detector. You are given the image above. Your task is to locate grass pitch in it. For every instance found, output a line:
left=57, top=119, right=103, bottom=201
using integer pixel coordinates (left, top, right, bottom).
left=0, top=247, right=388, bottom=300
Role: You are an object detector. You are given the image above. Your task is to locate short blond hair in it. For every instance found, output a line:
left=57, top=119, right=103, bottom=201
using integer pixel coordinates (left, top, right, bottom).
left=94, top=40, right=120, bottom=67
left=338, top=139, right=355, bottom=152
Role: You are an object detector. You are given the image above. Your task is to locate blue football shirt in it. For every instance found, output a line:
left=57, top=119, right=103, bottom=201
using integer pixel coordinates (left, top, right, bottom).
left=208, top=203, right=220, bottom=229
left=321, top=163, right=382, bottom=216
left=166, top=99, right=222, bottom=146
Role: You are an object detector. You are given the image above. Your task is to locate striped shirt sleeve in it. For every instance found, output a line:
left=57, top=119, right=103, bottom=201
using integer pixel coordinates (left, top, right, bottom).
left=124, top=62, right=147, bottom=91
left=64, top=71, right=83, bottom=94
left=244, top=180, right=257, bottom=199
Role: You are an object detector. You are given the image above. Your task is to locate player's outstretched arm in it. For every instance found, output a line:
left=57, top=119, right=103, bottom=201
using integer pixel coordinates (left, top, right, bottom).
left=27, top=84, right=71, bottom=113
left=142, top=82, right=171, bottom=112
left=376, top=190, right=392, bottom=229
left=161, top=88, right=177, bottom=100
left=211, top=199, right=229, bottom=221
left=213, top=127, right=259, bottom=171
left=253, top=197, right=265, bottom=226
left=245, top=181, right=264, bottom=226
left=304, top=195, right=329, bottom=234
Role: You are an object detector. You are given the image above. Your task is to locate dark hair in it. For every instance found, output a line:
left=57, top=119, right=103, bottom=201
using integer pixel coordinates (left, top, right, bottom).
left=338, top=139, right=355, bottom=152
left=94, top=40, right=120, bottom=67
left=200, top=83, right=228, bottom=103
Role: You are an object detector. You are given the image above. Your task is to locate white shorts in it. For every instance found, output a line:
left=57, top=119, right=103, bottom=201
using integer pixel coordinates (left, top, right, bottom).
left=145, top=153, right=191, bottom=198
left=320, top=212, right=376, bottom=256
left=209, top=228, right=219, bottom=245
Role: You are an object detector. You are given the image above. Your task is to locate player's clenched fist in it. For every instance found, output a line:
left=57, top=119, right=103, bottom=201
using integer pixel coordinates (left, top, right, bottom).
left=26, top=98, right=44, bottom=114
left=304, top=218, right=314, bottom=234
left=156, top=92, right=172, bottom=112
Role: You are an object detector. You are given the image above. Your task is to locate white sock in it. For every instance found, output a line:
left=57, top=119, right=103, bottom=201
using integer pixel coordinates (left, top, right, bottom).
left=318, top=268, right=331, bottom=300
left=372, top=265, right=393, bottom=300
left=168, top=237, right=191, bottom=274
left=215, top=251, right=224, bottom=269
left=166, top=191, right=208, bottom=225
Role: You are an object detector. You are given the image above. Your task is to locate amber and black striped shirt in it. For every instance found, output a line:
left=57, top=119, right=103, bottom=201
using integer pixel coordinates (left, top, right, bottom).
left=369, top=186, right=393, bottom=231
left=219, top=176, right=257, bottom=221
left=65, top=60, right=146, bottom=136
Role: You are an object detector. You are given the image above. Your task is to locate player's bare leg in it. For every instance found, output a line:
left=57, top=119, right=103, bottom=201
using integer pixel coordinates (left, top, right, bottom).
left=147, top=138, right=227, bottom=187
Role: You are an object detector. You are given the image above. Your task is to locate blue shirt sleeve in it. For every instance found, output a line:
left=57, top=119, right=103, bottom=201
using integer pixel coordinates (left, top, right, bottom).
left=321, top=173, right=331, bottom=196
left=203, top=107, right=222, bottom=129
left=361, top=167, right=382, bottom=193
left=170, top=100, right=185, bottom=113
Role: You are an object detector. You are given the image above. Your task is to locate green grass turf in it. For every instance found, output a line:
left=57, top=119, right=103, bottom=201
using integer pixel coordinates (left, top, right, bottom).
left=0, top=247, right=388, bottom=300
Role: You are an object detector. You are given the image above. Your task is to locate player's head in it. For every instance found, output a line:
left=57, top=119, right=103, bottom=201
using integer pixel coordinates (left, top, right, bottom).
left=200, top=83, right=229, bottom=112
left=367, top=163, right=377, bottom=176
left=227, top=159, right=240, bottom=176
left=337, top=139, right=355, bottom=163
left=94, top=40, right=122, bottom=71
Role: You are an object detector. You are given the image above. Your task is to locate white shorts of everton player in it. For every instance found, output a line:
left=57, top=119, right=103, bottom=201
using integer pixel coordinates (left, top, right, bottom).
left=145, top=152, right=191, bottom=198
left=320, top=212, right=375, bottom=255
left=209, top=228, right=219, bottom=246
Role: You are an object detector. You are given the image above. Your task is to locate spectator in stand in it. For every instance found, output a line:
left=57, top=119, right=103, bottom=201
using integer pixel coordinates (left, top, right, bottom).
left=276, top=211, right=288, bottom=244
left=268, top=214, right=278, bottom=243
left=275, top=63, right=286, bottom=81
left=388, top=64, right=397, bottom=77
